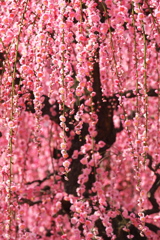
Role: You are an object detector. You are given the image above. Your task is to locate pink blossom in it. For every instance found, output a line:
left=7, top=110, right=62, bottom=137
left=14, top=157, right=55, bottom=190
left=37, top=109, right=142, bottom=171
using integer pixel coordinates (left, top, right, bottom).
left=0, top=1, right=159, bottom=239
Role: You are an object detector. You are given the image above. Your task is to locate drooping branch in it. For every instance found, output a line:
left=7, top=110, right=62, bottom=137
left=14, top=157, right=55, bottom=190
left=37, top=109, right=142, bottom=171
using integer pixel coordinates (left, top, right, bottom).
left=12, top=37, right=160, bottom=238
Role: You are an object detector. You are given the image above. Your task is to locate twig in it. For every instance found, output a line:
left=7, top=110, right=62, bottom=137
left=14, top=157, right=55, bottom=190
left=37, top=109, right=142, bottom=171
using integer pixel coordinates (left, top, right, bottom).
left=26, top=172, right=54, bottom=186
left=18, top=198, right=42, bottom=206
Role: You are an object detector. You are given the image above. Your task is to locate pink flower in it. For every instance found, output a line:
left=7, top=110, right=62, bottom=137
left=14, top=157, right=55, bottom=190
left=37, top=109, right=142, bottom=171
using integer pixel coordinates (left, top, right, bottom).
left=106, top=226, right=113, bottom=237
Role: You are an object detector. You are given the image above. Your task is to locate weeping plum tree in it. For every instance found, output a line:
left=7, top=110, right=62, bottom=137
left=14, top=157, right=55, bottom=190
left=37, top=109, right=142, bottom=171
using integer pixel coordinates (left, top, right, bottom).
left=0, top=0, right=160, bottom=239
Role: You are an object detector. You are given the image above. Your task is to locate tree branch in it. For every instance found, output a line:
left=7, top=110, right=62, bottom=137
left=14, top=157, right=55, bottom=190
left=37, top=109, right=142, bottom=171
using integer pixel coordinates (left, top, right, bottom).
left=143, top=154, right=160, bottom=216
left=26, top=172, right=54, bottom=186
left=118, top=88, right=158, bottom=98
left=144, top=173, right=160, bottom=216
left=18, top=198, right=42, bottom=206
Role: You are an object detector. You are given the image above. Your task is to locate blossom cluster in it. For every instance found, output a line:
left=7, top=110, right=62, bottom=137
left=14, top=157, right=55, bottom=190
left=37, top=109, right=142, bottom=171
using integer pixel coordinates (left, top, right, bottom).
left=0, top=0, right=160, bottom=239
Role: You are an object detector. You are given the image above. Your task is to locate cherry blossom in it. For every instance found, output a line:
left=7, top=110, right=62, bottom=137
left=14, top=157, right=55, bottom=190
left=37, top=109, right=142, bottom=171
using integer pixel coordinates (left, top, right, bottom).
left=0, top=0, right=159, bottom=239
